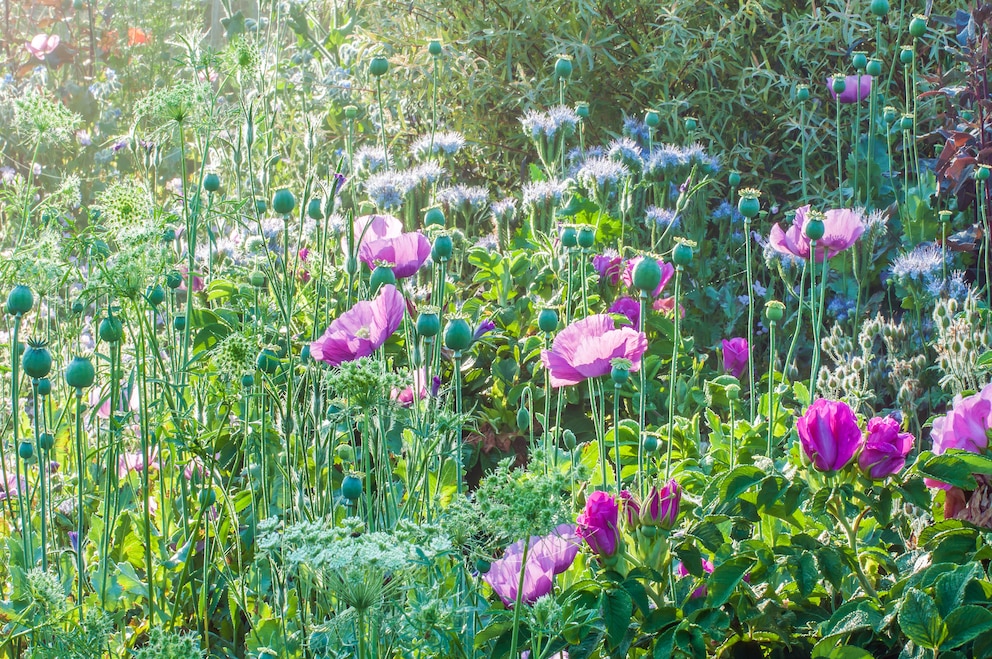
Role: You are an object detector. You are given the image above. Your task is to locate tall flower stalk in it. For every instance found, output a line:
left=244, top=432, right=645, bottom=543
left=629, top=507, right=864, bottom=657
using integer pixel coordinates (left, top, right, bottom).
left=665, top=241, right=693, bottom=481
left=738, top=190, right=761, bottom=417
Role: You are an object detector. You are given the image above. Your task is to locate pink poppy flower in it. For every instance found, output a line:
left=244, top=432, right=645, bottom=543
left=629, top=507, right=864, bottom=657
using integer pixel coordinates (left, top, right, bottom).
left=342, top=213, right=403, bottom=256
left=608, top=296, right=640, bottom=327
left=540, top=315, right=648, bottom=388
left=722, top=337, right=749, bottom=379
left=482, top=524, right=580, bottom=607
left=26, top=34, right=60, bottom=60
left=310, top=284, right=406, bottom=366
left=769, top=205, right=865, bottom=263
left=593, top=251, right=623, bottom=285
left=358, top=231, right=431, bottom=278
left=119, top=447, right=159, bottom=479
left=827, top=75, right=873, bottom=104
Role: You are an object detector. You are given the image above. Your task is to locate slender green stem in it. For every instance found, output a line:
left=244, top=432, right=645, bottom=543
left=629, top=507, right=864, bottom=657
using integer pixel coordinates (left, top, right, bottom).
left=810, top=255, right=829, bottom=401
left=429, top=56, right=439, bottom=158
left=766, top=320, right=777, bottom=457
left=836, top=96, right=843, bottom=205
left=800, top=102, right=808, bottom=204
left=744, top=219, right=755, bottom=418
left=74, top=389, right=86, bottom=619
left=376, top=76, right=389, bottom=173
left=613, top=382, right=622, bottom=492
left=453, top=352, right=464, bottom=495
left=637, top=291, right=648, bottom=498
left=855, top=72, right=862, bottom=205
left=831, top=501, right=879, bottom=601
left=729, top=400, right=736, bottom=471
left=34, top=383, right=46, bottom=572
left=664, top=267, right=683, bottom=482
left=508, top=539, right=531, bottom=659
left=11, top=315, right=28, bottom=567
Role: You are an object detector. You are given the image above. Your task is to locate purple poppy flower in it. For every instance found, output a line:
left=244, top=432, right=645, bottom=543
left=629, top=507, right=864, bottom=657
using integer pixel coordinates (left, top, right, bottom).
left=482, top=524, right=580, bottom=607
left=540, top=315, right=648, bottom=388
left=593, top=251, right=624, bottom=285
left=576, top=490, right=621, bottom=558
left=622, top=257, right=674, bottom=297
left=769, top=205, right=865, bottom=263
left=797, top=399, right=863, bottom=472
left=608, top=296, right=640, bottom=327
left=827, top=75, right=873, bottom=104
left=310, top=284, right=406, bottom=366
left=342, top=213, right=403, bottom=256
left=858, top=416, right=914, bottom=480
left=359, top=231, right=431, bottom=279
left=722, top=337, right=749, bottom=379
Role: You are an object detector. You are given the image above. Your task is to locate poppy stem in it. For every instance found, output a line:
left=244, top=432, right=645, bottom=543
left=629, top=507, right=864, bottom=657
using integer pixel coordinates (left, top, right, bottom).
left=638, top=291, right=649, bottom=499
left=614, top=381, right=622, bottom=492
left=664, top=266, right=683, bottom=482
left=508, top=539, right=531, bottom=659
left=744, top=218, right=756, bottom=420
left=766, top=319, right=777, bottom=457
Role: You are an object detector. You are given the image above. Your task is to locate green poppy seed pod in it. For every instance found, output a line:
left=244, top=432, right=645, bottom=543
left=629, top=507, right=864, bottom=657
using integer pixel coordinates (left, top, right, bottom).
left=632, top=257, right=662, bottom=293
left=444, top=318, right=473, bottom=352
left=6, top=285, right=34, bottom=316
left=424, top=206, right=445, bottom=227
left=899, top=46, right=914, bottom=64
left=249, top=271, right=266, bottom=288
left=475, top=558, right=491, bottom=574
left=832, top=76, right=847, bottom=94
left=38, top=432, right=54, bottom=452
left=577, top=225, right=595, bottom=249
left=852, top=52, right=867, bottom=71
left=300, top=344, right=311, bottom=363
left=344, top=105, right=358, bottom=119
left=256, top=349, right=280, bottom=375
left=561, top=225, right=578, bottom=248
left=307, top=198, right=324, bottom=220
left=538, top=308, right=559, bottom=333
left=65, top=356, right=95, bottom=389
left=576, top=102, right=590, bottom=120
left=643, top=434, right=659, bottom=453
left=645, top=109, right=661, bottom=128
left=203, top=173, right=220, bottom=193
left=672, top=242, right=694, bottom=267
left=977, top=166, right=991, bottom=181
left=36, top=378, right=52, bottom=397
left=727, top=383, right=741, bottom=401
left=255, top=199, right=267, bottom=215
left=610, top=364, right=630, bottom=385
left=22, top=341, right=53, bottom=379
left=146, top=285, right=166, bottom=307
left=341, top=474, right=363, bottom=501
left=173, top=315, right=186, bottom=332
left=900, top=114, right=914, bottom=131
left=728, top=171, right=742, bottom=188
left=870, top=0, right=889, bottom=16
left=71, top=300, right=85, bottom=315
left=18, top=441, right=33, bottom=460
left=369, top=56, right=389, bottom=77
left=336, top=444, right=355, bottom=463
left=516, top=406, right=531, bottom=431
left=765, top=300, right=786, bottom=323
left=738, top=195, right=760, bottom=219
left=432, top=234, right=453, bottom=261
left=370, top=265, right=397, bottom=294
left=884, top=106, right=898, bottom=123
left=909, top=14, right=927, bottom=38
left=938, top=210, right=953, bottom=223
left=795, top=84, right=810, bottom=102
left=73, top=0, right=83, bottom=9
left=166, top=270, right=183, bottom=289
left=416, top=311, right=441, bottom=337
left=563, top=429, right=577, bottom=450
left=805, top=217, right=825, bottom=241
left=428, top=39, right=442, bottom=57
left=241, top=374, right=255, bottom=388
left=554, top=56, right=573, bottom=79
left=866, top=58, right=883, bottom=76
left=272, top=188, right=296, bottom=215
left=684, top=117, right=698, bottom=131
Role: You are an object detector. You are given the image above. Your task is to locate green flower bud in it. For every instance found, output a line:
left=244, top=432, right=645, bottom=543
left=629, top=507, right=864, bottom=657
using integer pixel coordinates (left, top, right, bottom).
left=369, top=56, right=389, bottom=77
left=272, top=188, right=296, bottom=215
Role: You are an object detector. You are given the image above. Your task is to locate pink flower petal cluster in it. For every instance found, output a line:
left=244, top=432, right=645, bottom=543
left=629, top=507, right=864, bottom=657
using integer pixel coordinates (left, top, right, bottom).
left=827, top=75, right=873, bottom=104
left=27, top=34, right=60, bottom=60
left=797, top=399, right=864, bottom=472
left=676, top=558, right=715, bottom=599
left=622, top=256, right=675, bottom=298
left=927, top=384, right=992, bottom=490
left=576, top=491, right=621, bottom=558
left=342, top=213, right=403, bottom=256
left=310, top=285, right=405, bottom=367
left=482, top=524, right=580, bottom=607
left=359, top=231, right=431, bottom=278
left=769, top=205, right=865, bottom=263
left=540, top=315, right=648, bottom=388
left=858, top=416, right=914, bottom=480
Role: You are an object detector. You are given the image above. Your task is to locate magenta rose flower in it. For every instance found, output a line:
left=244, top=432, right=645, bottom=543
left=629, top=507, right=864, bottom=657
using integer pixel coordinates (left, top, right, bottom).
left=310, top=284, right=405, bottom=366
left=796, top=399, right=863, bottom=472
left=358, top=231, right=431, bottom=278
left=576, top=490, right=621, bottom=558
left=858, top=416, right=914, bottom=480
left=540, top=315, right=648, bottom=388
left=640, top=479, right=680, bottom=529
left=827, top=75, right=873, bottom=104
left=722, top=337, right=749, bottom=379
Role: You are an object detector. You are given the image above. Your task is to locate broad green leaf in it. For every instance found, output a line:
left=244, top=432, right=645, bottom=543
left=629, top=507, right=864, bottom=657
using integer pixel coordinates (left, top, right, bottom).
left=706, top=556, right=754, bottom=608
left=898, top=588, right=946, bottom=651
left=689, top=521, right=724, bottom=552
left=943, top=605, right=992, bottom=649
left=719, top=466, right=764, bottom=501
left=600, top=587, right=633, bottom=649
left=935, top=562, right=984, bottom=619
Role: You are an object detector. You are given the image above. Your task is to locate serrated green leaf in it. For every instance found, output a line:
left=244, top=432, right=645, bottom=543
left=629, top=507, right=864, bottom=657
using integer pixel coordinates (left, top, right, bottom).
left=898, top=588, right=946, bottom=651
left=706, top=556, right=754, bottom=608
left=600, top=588, right=633, bottom=649
left=935, top=562, right=984, bottom=619
left=689, top=521, right=724, bottom=553
left=943, top=605, right=992, bottom=649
